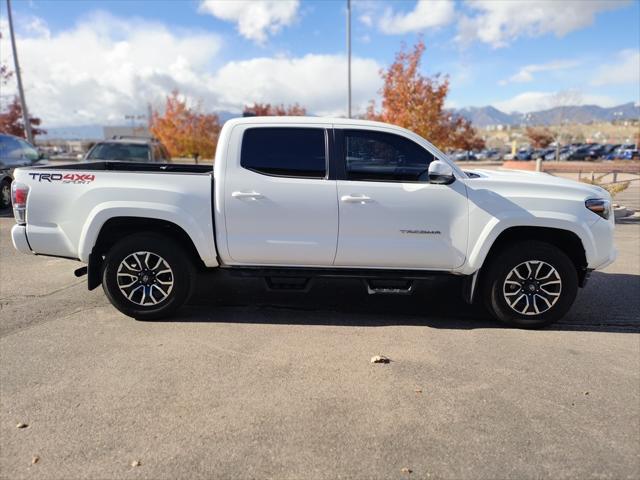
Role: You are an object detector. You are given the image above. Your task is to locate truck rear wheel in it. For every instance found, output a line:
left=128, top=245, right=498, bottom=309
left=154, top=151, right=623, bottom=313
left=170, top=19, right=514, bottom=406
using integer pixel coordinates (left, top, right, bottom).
left=482, top=241, right=578, bottom=328
left=102, top=233, right=195, bottom=320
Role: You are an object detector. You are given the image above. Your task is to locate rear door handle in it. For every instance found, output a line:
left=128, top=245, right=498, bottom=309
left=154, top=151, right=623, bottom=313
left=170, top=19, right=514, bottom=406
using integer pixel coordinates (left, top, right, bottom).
left=232, top=191, right=263, bottom=199
left=341, top=194, right=372, bottom=203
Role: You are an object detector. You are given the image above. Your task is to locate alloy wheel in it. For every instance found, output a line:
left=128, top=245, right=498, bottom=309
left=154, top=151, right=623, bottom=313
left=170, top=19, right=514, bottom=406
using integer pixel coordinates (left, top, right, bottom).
left=116, top=251, right=174, bottom=306
left=502, top=260, right=562, bottom=315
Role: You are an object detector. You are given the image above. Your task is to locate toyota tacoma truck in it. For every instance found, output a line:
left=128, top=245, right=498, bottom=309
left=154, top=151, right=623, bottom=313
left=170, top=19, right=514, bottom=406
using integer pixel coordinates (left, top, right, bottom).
left=10, top=117, right=616, bottom=328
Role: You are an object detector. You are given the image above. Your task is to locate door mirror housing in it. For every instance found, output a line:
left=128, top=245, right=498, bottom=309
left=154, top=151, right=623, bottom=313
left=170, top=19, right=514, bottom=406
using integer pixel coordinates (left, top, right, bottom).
left=428, top=160, right=455, bottom=185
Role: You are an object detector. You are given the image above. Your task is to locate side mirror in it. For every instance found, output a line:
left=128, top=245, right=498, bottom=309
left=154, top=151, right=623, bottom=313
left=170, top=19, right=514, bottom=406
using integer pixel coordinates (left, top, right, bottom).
left=428, top=160, right=455, bottom=185
left=77, top=153, right=84, bottom=160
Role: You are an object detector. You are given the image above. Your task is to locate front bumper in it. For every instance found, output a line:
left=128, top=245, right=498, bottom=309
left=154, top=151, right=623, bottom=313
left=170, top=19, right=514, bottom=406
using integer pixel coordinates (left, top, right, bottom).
left=11, top=224, right=33, bottom=255
left=587, top=216, right=617, bottom=270
left=592, top=247, right=617, bottom=270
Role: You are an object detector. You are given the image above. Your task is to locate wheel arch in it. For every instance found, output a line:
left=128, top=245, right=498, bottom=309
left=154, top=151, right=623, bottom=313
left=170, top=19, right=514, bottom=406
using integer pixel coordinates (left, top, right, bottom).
left=481, top=226, right=588, bottom=285
left=87, top=217, right=207, bottom=290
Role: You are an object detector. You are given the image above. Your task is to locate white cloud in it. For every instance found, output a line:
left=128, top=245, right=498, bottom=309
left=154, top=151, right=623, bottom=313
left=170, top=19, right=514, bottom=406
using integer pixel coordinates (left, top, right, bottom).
left=198, top=0, right=299, bottom=44
left=359, top=13, right=373, bottom=28
left=591, top=49, right=640, bottom=86
left=499, top=59, right=581, bottom=85
left=0, top=12, right=222, bottom=126
left=379, top=0, right=455, bottom=34
left=0, top=13, right=381, bottom=127
left=209, top=54, right=381, bottom=116
left=457, top=0, right=630, bottom=48
left=494, top=91, right=618, bottom=113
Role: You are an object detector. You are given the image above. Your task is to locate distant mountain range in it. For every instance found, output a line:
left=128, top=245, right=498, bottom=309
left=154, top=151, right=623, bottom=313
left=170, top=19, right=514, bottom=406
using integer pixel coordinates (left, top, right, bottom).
left=455, top=102, right=639, bottom=128
left=39, top=103, right=639, bottom=140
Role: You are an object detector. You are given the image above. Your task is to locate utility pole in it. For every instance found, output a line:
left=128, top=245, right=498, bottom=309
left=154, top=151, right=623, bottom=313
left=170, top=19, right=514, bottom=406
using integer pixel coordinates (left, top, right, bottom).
left=6, top=0, right=34, bottom=144
left=346, top=0, right=351, bottom=118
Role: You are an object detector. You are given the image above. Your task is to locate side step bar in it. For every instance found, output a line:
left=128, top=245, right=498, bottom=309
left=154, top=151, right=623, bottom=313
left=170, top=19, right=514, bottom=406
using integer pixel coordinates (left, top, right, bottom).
left=365, top=279, right=414, bottom=295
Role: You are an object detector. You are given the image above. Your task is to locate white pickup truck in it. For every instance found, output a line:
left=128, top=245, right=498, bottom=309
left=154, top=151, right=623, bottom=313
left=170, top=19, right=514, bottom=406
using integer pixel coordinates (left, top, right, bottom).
left=10, top=117, right=616, bottom=328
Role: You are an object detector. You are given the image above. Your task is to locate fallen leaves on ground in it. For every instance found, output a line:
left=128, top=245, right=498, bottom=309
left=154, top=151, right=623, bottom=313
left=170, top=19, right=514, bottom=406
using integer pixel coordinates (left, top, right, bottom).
left=370, top=355, right=390, bottom=364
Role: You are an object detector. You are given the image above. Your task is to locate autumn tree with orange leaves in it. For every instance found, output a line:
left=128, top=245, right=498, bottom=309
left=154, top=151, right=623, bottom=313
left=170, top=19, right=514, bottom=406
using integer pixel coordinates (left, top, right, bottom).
left=367, top=41, right=484, bottom=151
left=150, top=90, right=221, bottom=160
left=0, top=96, right=47, bottom=138
left=525, top=127, right=554, bottom=148
left=243, top=102, right=307, bottom=116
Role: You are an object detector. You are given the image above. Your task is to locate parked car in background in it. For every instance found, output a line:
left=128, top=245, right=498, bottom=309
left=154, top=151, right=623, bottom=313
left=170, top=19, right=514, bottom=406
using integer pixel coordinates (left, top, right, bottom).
left=544, top=146, right=570, bottom=161
left=450, top=150, right=477, bottom=162
left=83, top=137, right=171, bottom=163
left=620, top=147, right=639, bottom=160
left=599, top=144, right=620, bottom=160
left=533, top=147, right=556, bottom=160
left=515, top=148, right=534, bottom=161
left=475, top=148, right=501, bottom=161
left=586, top=144, right=605, bottom=159
left=0, top=133, right=47, bottom=208
left=604, top=144, right=635, bottom=160
left=566, top=145, right=594, bottom=161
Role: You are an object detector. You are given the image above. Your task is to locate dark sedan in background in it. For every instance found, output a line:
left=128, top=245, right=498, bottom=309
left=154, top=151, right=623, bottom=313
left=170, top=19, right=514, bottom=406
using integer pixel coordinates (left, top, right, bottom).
left=0, top=133, right=46, bottom=208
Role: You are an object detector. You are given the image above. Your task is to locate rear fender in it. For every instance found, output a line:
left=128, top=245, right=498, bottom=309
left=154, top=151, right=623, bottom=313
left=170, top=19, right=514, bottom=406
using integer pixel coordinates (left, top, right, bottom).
left=78, top=202, right=218, bottom=267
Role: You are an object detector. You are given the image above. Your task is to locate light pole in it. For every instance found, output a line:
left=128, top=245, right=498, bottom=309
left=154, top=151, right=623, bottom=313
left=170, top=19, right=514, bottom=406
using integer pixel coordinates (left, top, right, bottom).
left=346, top=0, right=351, bottom=118
left=6, top=0, right=34, bottom=144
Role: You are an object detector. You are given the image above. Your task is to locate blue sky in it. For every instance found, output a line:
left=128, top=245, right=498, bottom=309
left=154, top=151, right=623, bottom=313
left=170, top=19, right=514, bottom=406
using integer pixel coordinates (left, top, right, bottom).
left=1, top=0, right=638, bottom=126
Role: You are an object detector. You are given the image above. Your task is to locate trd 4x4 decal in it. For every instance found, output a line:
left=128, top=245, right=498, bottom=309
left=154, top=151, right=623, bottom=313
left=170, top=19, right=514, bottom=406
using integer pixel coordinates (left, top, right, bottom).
left=28, top=173, right=96, bottom=184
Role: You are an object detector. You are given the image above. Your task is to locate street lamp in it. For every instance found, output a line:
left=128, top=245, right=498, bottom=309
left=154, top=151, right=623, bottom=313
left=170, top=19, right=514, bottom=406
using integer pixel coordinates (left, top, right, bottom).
left=6, top=0, right=34, bottom=144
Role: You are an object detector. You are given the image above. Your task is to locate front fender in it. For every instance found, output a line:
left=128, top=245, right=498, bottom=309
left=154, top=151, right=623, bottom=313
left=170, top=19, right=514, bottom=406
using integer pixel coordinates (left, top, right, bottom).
left=460, top=212, right=596, bottom=275
left=78, top=201, right=218, bottom=267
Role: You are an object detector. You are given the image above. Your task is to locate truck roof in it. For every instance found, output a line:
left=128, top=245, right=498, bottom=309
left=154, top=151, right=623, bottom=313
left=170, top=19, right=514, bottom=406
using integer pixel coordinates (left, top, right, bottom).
left=224, top=116, right=405, bottom=130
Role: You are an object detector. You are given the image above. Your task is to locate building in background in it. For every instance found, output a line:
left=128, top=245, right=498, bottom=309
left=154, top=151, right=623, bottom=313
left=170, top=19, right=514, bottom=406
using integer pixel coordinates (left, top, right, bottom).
left=103, top=126, right=150, bottom=139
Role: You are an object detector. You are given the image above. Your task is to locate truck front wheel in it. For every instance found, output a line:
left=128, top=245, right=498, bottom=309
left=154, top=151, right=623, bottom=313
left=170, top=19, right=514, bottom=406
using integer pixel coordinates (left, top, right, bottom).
left=482, top=241, right=578, bottom=328
left=102, top=233, right=195, bottom=320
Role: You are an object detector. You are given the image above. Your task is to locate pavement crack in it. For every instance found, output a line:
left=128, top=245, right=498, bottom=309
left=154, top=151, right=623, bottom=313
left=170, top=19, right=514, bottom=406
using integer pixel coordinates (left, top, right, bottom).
left=0, top=280, right=85, bottom=303
left=0, top=305, right=96, bottom=340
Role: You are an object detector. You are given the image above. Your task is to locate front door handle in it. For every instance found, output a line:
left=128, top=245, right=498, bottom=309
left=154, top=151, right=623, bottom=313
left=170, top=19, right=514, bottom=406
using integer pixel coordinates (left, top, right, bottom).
left=341, top=194, right=372, bottom=204
left=232, top=191, right=263, bottom=199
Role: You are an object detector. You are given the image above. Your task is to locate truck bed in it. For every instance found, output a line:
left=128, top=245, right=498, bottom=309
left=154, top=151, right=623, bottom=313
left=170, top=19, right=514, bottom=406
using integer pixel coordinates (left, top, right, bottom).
left=12, top=161, right=218, bottom=267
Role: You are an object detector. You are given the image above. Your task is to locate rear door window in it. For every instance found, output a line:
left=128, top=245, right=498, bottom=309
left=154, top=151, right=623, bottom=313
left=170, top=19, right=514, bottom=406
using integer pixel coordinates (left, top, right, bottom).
left=241, top=127, right=326, bottom=178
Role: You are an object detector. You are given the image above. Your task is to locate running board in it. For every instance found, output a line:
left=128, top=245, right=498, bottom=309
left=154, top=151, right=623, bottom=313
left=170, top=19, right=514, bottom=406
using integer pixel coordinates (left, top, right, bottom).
left=365, top=279, right=414, bottom=295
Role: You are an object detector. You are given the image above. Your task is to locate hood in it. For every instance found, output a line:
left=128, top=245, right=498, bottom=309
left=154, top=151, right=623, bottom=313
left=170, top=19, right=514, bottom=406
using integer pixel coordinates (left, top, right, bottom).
left=465, top=168, right=609, bottom=200
left=467, top=169, right=611, bottom=201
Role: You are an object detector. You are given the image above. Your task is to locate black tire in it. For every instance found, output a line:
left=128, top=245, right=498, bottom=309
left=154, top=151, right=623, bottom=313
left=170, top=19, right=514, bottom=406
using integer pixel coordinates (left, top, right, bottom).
left=102, top=233, right=195, bottom=320
left=0, top=178, right=11, bottom=209
left=482, top=241, right=578, bottom=329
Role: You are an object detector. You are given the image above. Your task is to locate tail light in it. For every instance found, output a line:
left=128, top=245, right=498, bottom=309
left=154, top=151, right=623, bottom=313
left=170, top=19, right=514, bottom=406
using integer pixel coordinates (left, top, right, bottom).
left=11, top=182, right=29, bottom=224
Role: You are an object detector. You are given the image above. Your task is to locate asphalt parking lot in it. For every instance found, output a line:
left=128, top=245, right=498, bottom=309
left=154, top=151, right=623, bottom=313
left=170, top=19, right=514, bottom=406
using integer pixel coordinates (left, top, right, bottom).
left=1, top=213, right=639, bottom=479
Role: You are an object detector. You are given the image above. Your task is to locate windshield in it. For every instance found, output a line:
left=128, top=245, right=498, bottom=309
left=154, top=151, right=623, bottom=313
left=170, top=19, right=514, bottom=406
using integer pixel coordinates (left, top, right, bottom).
left=0, top=135, right=39, bottom=166
left=87, top=143, right=150, bottom=161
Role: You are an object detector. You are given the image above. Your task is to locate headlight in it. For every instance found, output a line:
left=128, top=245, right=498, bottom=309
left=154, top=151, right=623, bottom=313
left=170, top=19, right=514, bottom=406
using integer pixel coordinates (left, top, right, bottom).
left=585, top=198, right=610, bottom=220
